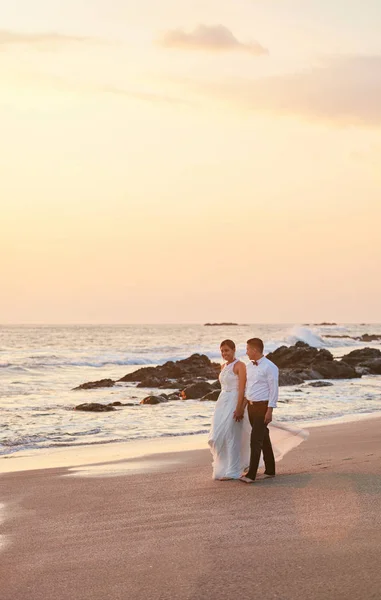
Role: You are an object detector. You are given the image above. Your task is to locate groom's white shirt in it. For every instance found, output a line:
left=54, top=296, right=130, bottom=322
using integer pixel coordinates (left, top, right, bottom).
left=245, top=356, right=279, bottom=408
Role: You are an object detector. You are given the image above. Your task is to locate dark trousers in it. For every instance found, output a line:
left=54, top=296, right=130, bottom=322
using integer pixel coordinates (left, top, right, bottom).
left=246, top=401, right=275, bottom=480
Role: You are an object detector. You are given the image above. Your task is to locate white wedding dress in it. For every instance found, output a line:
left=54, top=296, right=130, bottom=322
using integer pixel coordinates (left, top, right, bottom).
left=208, top=359, right=308, bottom=480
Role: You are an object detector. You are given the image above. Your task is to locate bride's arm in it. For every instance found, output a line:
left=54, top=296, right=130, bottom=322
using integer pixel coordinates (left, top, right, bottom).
left=233, top=362, right=247, bottom=422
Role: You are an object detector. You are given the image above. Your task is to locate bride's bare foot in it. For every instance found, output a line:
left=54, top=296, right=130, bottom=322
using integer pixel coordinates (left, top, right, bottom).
left=219, top=477, right=234, bottom=481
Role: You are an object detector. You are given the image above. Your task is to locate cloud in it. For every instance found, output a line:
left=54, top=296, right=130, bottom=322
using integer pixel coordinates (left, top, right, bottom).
left=97, top=84, right=192, bottom=106
left=0, top=30, right=90, bottom=48
left=158, top=24, right=268, bottom=56
left=1, top=67, right=191, bottom=108
left=192, top=55, right=381, bottom=126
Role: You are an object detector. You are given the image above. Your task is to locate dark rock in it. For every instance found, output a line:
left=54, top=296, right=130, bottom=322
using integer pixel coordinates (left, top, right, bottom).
left=136, top=377, right=163, bottom=388
left=304, top=323, right=337, bottom=326
left=341, top=348, right=381, bottom=375
left=161, top=378, right=201, bottom=390
left=325, top=333, right=381, bottom=342
left=118, top=354, right=219, bottom=387
left=279, top=371, right=306, bottom=386
left=73, top=379, right=115, bottom=391
left=140, top=395, right=168, bottom=405
left=308, top=361, right=358, bottom=380
left=351, top=359, right=381, bottom=376
left=167, top=392, right=181, bottom=401
left=204, top=322, right=239, bottom=326
left=354, top=365, right=372, bottom=376
left=296, top=368, right=328, bottom=381
left=75, top=403, right=115, bottom=412
left=358, top=333, right=381, bottom=342
left=268, top=342, right=334, bottom=369
left=268, top=342, right=359, bottom=382
left=341, top=348, right=381, bottom=366
left=108, top=401, right=139, bottom=407
left=181, top=381, right=214, bottom=399
left=362, top=359, right=381, bottom=375
left=200, top=390, right=220, bottom=401
left=159, top=381, right=184, bottom=389
left=74, top=342, right=372, bottom=402
left=211, top=380, right=221, bottom=390
left=307, top=381, right=334, bottom=387
left=77, top=354, right=220, bottom=392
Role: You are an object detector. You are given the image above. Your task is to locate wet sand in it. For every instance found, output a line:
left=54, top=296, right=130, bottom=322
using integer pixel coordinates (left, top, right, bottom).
left=1, top=417, right=381, bottom=600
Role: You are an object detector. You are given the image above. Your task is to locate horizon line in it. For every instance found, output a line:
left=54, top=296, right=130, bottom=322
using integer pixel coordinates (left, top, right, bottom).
left=1, top=322, right=379, bottom=326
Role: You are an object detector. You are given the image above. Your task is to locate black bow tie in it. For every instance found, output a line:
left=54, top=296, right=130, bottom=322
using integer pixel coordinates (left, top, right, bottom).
left=251, top=360, right=259, bottom=366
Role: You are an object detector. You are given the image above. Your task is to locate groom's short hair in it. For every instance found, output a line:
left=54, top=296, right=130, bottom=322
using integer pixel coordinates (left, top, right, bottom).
left=247, top=338, right=264, bottom=353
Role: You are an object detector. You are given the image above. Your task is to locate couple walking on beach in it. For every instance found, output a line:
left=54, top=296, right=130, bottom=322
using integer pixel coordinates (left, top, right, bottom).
left=208, top=337, right=307, bottom=482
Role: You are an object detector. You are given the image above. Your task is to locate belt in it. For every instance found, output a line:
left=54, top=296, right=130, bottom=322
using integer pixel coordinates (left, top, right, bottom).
left=247, top=400, right=268, bottom=406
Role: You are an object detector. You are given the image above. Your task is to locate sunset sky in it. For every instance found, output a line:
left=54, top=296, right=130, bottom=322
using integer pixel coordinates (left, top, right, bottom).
left=1, top=0, right=381, bottom=324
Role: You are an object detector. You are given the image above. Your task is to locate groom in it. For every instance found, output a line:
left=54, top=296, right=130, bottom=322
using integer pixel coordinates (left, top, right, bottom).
left=236, top=337, right=279, bottom=484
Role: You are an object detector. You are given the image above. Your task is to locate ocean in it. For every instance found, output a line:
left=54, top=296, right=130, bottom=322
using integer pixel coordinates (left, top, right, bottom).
left=1, top=323, right=381, bottom=456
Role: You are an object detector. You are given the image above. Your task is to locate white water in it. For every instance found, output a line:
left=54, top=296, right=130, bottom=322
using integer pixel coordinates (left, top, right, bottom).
left=1, top=323, right=381, bottom=456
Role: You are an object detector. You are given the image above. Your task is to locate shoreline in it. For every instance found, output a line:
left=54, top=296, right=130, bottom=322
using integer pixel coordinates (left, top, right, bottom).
left=1, top=410, right=381, bottom=475
left=1, top=416, right=380, bottom=600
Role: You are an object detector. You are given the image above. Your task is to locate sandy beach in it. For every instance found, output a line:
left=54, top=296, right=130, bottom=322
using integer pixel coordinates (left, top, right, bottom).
left=1, top=417, right=381, bottom=600
left=2, top=0, right=381, bottom=597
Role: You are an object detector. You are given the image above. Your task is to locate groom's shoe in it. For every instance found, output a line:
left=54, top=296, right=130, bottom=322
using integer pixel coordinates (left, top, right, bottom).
left=263, top=473, right=275, bottom=479
left=239, top=476, right=257, bottom=484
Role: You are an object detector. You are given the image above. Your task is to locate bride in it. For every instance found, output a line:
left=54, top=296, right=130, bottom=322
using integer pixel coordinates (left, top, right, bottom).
left=208, top=339, right=307, bottom=480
